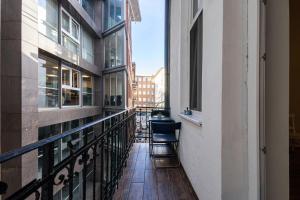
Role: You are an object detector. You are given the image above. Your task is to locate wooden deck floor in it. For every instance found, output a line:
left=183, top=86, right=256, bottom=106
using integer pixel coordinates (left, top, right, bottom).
left=113, top=143, right=198, bottom=200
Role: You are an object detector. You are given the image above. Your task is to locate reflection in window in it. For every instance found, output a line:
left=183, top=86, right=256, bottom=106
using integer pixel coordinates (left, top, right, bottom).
left=82, top=29, right=94, bottom=64
left=38, top=0, right=58, bottom=42
left=82, top=0, right=95, bottom=19
left=38, top=55, right=59, bottom=108
left=61, top=10, right=80, bottom=54
left=104, top=72, right=124, bottom=107
left=104, top=28, right=125, bottom=68
left=104, top=0, right=124, bottom=30
left=82, top=74, right=93, bottom=106
left=62, top=66, right=80, bottom=106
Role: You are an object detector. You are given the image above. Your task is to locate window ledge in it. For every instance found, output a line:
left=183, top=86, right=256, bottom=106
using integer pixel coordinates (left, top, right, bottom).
left=179, top=113, right=203, bottom=127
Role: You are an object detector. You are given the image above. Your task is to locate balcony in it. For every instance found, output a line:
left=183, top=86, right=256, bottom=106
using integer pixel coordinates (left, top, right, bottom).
left=0, top=108, right=197, bottom=200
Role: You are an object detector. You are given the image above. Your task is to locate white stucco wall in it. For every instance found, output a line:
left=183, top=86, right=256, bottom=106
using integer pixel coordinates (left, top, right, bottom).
left=170, top=0, right=223, bottom=199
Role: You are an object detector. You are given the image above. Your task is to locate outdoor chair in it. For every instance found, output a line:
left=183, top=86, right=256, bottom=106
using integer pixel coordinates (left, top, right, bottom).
left=150, top=122, right=181, bottom=167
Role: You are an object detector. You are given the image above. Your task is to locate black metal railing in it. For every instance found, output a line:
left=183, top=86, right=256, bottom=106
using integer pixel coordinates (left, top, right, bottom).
left=135, top=107, right=169, bottom=142
left=0, top=109, right=136, bottom=200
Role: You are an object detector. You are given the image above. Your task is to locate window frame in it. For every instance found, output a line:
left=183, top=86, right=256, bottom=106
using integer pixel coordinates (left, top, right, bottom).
left=61, top=64, right=81, bottom=107
left=189, top=9, right=203, bottom=112
left=61, top=8, right=81, bottom=53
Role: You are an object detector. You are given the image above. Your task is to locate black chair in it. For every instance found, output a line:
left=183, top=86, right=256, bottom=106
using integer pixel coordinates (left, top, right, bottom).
left=151, top=109, right=170, bottom=117
left=150, top=122, right=181, bottom=167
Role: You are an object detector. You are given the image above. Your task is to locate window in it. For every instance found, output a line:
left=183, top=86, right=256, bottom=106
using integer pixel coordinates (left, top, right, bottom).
left=38, top=0, right=58, bottom=42
left=38, top=55, right=59, bottom=108
left=104, top=28, right=125, bottom=68
left=104, top=72, right=125, bottom=107
left=61, top=9, right=80, bottom=54
left=82, top=74, right=93, bottom=106
left=189, top=12, right=203, bottom=111
left=193, top=0, right=199, bottom=17
left=82, top=29, right=94, bottom=64
left=81, top=0, right=94, bottom=19
left=104, top=0, right=124, bottom=30
left=62, top=65, right=80, bottom=106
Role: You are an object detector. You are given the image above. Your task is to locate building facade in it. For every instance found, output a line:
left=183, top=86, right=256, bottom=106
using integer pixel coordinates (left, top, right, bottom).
left=135, top=75, right=155, bottom=107
left=1, top=0, right=140, bottom=198
left=103, top=0, right=140, bottom=113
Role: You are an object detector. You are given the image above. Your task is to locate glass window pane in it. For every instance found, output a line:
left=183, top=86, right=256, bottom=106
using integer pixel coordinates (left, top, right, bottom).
left=72, top=70, right=80, bottom=88
left=105, top=35, right=111, bottom=68
left=62, top=89, right=80, bottom=106
left=82, top=0, right=94, bottom=19
left=105, top=75, right=110, bottom=106
left=38, top=0, right=58, bottom=42
left=104, top=0, right=124, bottom=30
left=62, top=11, right=70, bottom=32
left=82, top=74, right=93, bottom=106
left=115, top=0, right=123, bottom=23
left=62, top=66, right=70, bottom=86
left=110, top=74, right=116, bottom=106
left=109, top=0, right=115, bottom=28
left=116, top=72, right=123, bottom=106
left=82, top=75, right=92, bottom=93
left=62, top=34, right=79, bottom=54
left=38, top=56, right=59, bottom=108
left=71, top=20, right=79, bottom=40
left=110, top=33, right=116, bottom=67
left=116, top=30, right=124, bottom=66
left=82, top=29, right=94, bottom=64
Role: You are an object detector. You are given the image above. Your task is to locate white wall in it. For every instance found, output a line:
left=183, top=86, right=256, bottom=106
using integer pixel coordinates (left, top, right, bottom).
left=221, top=0, right=249, bottom=199
left=170, top=0, right=223, bottom=199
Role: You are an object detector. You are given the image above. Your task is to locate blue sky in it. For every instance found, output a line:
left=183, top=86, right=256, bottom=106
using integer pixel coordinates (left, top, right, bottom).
left=132, top=0, right=165, bottom=76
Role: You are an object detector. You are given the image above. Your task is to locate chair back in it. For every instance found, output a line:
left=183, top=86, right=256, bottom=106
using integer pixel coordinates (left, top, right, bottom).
left=151, top=109, right=170, bottom=117
left=151, top=122, right=181, bottom=134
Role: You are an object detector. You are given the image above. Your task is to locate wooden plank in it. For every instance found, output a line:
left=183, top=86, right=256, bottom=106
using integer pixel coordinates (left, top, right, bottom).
left=128, top=183, right=144, bottom=200
left=143, top=170, right=158, bottom=200
left=156, top=169, right=173, bottom=200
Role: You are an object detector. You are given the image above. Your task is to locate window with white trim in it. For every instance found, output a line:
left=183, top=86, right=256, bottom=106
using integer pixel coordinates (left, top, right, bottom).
left=61, top=9, right=80, bottom=54
left=189, top=11, right=203, bottom=111
left=61, top=65, right=81, bottom=106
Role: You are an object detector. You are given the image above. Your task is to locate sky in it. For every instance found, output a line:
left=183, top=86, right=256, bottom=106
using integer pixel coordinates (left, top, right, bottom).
left=132, top=0, right=165, bottom=76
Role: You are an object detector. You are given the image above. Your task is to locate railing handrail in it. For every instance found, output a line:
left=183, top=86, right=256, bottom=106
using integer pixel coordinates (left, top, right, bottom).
left=0, top=108, right=133, bottom=164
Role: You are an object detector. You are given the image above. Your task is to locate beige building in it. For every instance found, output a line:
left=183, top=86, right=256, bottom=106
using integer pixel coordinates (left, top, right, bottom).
left=135, top=75, right=155, bottom=107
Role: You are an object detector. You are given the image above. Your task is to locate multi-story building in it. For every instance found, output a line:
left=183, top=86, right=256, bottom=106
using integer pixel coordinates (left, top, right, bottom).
left=103, top=0, right=140, bottom=113
left=0, top=0, right=140, bottom=198
left=135, top=75, right=155, bottom=107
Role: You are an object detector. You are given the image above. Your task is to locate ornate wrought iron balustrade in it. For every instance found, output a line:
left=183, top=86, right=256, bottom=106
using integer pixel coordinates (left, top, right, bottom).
left=0, top=109, right=136, bottom=200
